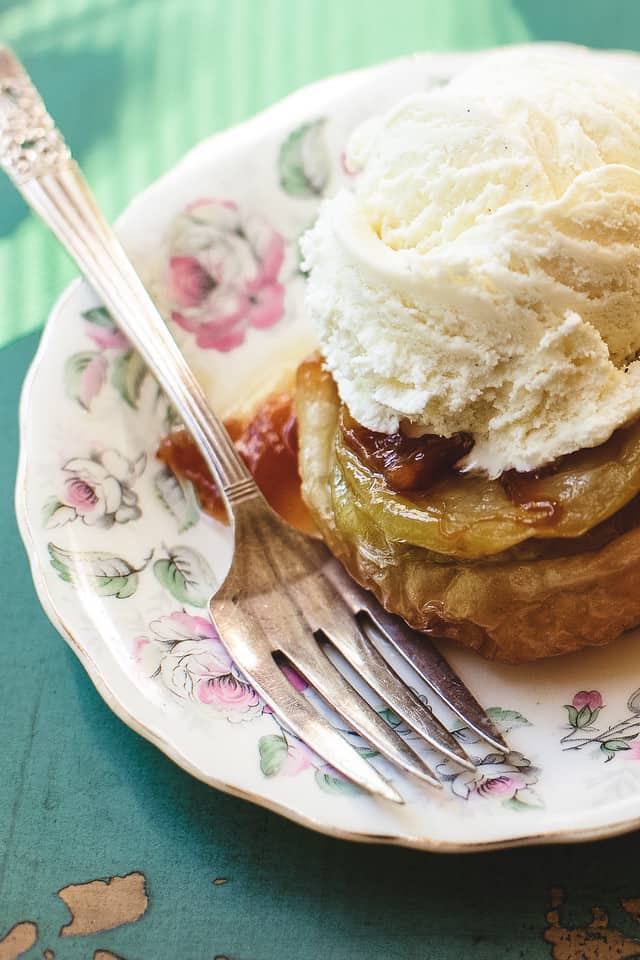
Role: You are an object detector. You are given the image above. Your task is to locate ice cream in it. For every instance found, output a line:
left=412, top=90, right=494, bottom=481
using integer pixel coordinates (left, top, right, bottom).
left=301, top=49, right=640, bottom=475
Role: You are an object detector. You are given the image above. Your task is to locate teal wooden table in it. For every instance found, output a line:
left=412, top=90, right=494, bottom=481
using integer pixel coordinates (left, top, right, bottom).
left=3, top=2, right=640, bottom=958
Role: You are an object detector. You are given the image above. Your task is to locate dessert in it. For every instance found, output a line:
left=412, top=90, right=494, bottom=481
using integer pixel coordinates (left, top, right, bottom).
left=162, top=48, right=640, bottom=662
left=296, top=48, right=640, bottom=661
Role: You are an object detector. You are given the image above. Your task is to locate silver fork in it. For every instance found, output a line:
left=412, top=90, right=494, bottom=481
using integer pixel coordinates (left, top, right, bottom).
left=0, top=48, right=508, bottom=803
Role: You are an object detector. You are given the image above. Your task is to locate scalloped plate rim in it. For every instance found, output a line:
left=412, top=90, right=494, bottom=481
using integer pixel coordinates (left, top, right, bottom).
left=15, top=46, right=640, bottom=852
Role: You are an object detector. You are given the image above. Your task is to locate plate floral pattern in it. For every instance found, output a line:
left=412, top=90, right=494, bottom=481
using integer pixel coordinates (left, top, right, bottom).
left=165, top=199, right=287, bottom=352
left=561, top=689, right=640, bottom=762
left=16, top=47, right=640, bottom=851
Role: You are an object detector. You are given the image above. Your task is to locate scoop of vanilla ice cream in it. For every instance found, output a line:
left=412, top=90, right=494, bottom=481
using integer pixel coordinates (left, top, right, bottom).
left=301, top=48, right=640, bottom=475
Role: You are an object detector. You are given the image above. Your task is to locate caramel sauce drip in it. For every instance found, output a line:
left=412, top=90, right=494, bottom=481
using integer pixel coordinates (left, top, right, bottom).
left=340, top=407, right=474, bottom=492
left=500, top=467, right=562, bottom=523
left=157, top=374, right=601, bottom=535
left=157, top=391, right=314, bottom=533
left=499, top=424, right=637, bottom=522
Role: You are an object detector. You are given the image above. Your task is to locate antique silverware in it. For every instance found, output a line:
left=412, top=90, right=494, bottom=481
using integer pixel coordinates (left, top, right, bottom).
left=0, top=47, right=508, bottom=803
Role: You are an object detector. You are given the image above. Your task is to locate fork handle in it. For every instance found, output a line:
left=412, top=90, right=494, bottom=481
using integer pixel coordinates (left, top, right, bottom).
left=0, top=47, right=259, bottom=508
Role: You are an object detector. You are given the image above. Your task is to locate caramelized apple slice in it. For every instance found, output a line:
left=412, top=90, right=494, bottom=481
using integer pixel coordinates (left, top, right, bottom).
left=299, top=357, right=640, bottom=559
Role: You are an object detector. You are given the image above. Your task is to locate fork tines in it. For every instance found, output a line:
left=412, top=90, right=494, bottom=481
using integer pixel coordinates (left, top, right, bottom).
left=211, top=529, right=509, bottom=804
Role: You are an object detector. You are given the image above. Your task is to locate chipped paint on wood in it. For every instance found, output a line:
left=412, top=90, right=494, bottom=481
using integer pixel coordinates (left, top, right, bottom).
left=58, top=872, right=148, bottom=937
left=0, top=922, right=38, bottom=960
left=544, top=887, right=640, bottom=959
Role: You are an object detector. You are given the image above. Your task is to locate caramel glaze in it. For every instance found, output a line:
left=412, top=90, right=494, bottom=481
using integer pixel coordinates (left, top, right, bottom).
left=340, top=408, right=566, bottom=524
left=157, top=390, right=315, bottom=534
left=500, top=466, right=561, bottom=523
left=499, top=424, right=640, bottom=522
left=156, top=384, right=590, bottom=531
left=340, top=407, right=474, bottom=493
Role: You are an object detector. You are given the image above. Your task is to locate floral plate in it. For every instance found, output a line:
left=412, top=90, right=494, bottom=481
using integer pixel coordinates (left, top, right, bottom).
left=16, top=45, right=640, bottom=852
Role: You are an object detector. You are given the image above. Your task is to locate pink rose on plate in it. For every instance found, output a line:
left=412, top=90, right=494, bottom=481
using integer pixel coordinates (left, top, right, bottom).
left=143, top=611, right=262, bottom=721
left=165, top=198, right=286, bottom=352
left=572, top=691, right=604, bottom=711
left=475, top=773, right=527, bottom=800
left=565, top=690, right=604, bottom=730
left=45, top=448, right=145, bottom=529
left=438, top=750, right=540, bottom=804
left=198, top=673, right=261, bottom=720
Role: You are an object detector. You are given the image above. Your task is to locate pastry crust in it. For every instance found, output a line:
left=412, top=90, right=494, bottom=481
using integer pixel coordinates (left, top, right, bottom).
left=296, top=359, right=640, bottom=663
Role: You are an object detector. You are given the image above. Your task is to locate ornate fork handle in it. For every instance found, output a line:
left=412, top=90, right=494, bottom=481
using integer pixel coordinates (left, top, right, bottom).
left=0, top=49, right=71, bottom=181
left=0, top=47, right=255, bottom=507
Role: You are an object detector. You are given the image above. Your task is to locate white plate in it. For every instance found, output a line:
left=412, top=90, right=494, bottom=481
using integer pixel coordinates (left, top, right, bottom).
left=16, top=45, right=640, bottom=852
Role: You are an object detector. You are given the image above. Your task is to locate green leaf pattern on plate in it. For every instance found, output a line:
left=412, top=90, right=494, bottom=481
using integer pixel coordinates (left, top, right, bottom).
left=314, top=768, right=364, bottom=796
left=42, top=496, right=76, bottom=528
left=279, top=119, right=330, bottom=197
left=82, top=306, right=118, bottom=329
left=258, top=734, right=289, bottom=777
left=48, top=543, right=147, bottom=599
left=111, top=348, right=149, bottom=409
left=154, top=466, right=200, bottom=533
left=153, top=544, right=215, bottom=607
left=486, top=708, right=531, bottom=728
